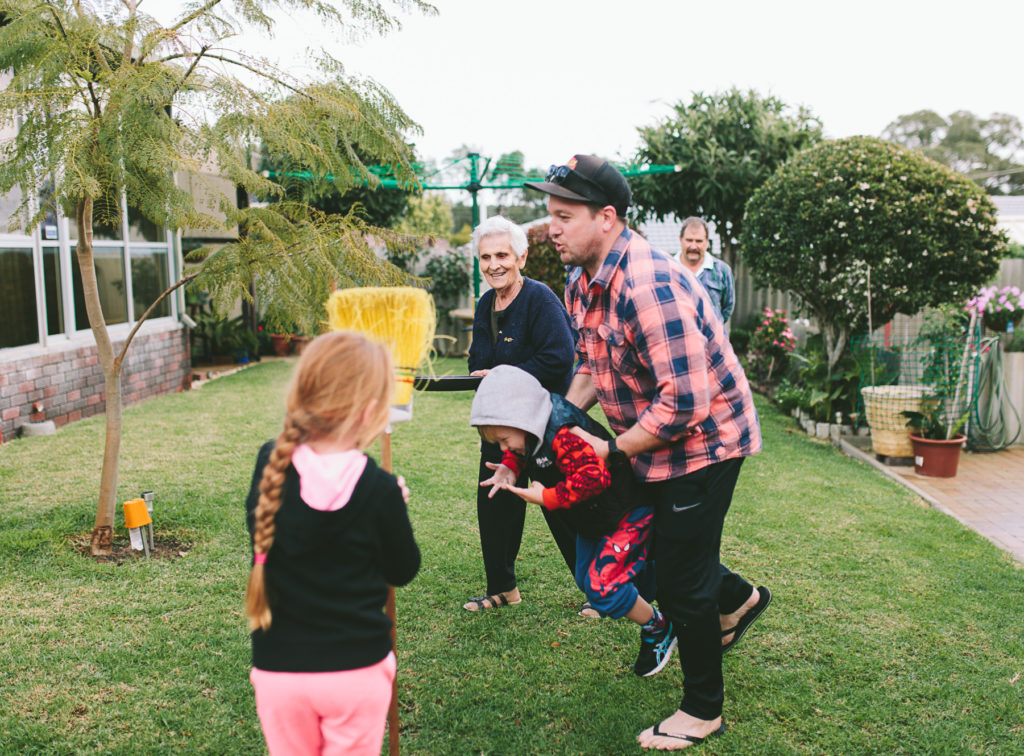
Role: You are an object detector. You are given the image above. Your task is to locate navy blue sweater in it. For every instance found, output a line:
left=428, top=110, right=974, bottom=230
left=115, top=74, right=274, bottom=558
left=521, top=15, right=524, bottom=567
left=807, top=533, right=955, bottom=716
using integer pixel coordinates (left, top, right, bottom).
left=468, top=277, right=574, bottom=394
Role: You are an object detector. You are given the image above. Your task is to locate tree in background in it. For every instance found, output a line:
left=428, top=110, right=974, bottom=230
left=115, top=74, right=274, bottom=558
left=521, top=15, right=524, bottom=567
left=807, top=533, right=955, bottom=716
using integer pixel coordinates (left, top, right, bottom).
left=631, top=88, right=821, bottom=266
left=385, top=192, right=454, bottom=270
left=487, top=151, right=547, bottom=223
left=525, top=223, right=570, bottom=296
left=396, top=192, right=454, bottom=237
left=438, top=147, right=546, bottom=233
left=0, top=0, right=433, bottom=554
left=742, top=136, right=1007, bottom=375
left=883, top=109, right=1024, bottom=195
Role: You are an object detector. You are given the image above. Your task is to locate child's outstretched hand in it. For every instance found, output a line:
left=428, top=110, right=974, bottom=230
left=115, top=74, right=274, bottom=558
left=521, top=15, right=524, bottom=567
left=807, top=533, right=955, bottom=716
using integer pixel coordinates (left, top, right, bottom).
left=504, top=481, right=545, bottom=505
left=480, top=462, right=516, bottom=499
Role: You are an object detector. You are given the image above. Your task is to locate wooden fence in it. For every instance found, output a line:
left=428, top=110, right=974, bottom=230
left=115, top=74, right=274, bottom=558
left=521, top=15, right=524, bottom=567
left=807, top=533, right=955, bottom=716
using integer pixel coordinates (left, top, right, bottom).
left=732, top=257, right=1024, bottom=339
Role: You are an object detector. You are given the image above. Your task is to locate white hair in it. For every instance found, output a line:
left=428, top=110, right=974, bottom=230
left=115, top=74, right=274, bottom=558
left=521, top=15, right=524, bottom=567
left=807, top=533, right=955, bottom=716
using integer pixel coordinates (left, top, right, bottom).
left=471, top=215, right=528, bottom=259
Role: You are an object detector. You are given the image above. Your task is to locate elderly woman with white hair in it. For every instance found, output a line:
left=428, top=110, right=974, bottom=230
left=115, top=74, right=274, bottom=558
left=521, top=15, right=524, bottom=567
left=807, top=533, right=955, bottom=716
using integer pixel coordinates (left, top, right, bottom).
left=463, top=215, right=577, bottom=612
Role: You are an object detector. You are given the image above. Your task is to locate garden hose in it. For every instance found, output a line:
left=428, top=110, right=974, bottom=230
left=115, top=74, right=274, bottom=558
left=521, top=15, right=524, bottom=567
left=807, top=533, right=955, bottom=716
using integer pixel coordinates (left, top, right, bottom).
left=968, top=338, right=1022, bottom=452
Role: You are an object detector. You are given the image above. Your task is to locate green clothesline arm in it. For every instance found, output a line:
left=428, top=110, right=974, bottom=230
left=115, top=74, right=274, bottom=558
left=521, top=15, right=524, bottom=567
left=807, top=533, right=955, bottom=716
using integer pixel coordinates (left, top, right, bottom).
left=263, top=163, right=678, bottom=190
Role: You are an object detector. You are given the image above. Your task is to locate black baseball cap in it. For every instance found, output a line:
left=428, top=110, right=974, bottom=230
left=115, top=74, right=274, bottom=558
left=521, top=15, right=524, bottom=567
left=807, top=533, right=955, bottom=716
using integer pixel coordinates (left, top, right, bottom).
left=524, top=155, right=631, bottom=215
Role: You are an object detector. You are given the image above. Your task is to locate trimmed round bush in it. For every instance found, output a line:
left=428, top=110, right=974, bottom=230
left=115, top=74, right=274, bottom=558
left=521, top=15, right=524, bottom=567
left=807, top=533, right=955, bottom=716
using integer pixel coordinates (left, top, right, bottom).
left=741, top=136, right=1007, bottom=368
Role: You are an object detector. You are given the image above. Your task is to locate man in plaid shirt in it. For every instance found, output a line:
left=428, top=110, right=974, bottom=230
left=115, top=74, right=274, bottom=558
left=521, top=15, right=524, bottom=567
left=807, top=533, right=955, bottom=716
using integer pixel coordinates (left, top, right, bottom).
left=526, top=155, right=772, bottom=751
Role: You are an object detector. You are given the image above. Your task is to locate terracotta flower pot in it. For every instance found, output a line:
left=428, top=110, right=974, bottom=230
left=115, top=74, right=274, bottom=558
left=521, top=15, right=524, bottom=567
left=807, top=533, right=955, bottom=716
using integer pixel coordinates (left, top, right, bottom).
left=290, top=335, right=311, bottom=355
left=269, top=334, right=292, bottom=356
left=909, top=434, right=966, bottom=478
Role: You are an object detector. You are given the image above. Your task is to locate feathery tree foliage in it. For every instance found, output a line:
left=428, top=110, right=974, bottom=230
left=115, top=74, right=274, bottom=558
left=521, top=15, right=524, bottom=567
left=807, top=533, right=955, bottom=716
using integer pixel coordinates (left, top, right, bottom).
left=741, top=137, right=1007, bottom=373
left=630, top=88, right=822, bottom=266
left=0, top=0, right=435, bottom=555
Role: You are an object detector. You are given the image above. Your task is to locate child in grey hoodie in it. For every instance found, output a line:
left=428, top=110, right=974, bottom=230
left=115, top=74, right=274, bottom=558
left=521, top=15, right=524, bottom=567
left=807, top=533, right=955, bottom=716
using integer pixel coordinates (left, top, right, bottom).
left=470, top=365, right=677, bottom=677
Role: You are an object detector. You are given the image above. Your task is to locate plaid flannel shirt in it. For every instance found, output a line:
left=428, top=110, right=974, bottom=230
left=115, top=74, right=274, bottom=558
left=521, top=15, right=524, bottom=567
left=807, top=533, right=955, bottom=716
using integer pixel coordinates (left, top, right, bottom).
left=566, top=229, right=761, bottom=482
left=697, top=254, right=735, bottom=324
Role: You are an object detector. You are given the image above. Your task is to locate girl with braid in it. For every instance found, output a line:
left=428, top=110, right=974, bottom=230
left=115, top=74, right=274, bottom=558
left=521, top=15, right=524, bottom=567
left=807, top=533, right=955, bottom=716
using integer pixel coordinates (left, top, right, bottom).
left=245, top=331, right=421, bottom=756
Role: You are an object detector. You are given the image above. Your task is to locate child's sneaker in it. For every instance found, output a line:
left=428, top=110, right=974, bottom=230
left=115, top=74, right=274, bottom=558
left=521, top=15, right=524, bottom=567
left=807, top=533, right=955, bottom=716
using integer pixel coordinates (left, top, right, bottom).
left=633, top=621, right=677, bottom=677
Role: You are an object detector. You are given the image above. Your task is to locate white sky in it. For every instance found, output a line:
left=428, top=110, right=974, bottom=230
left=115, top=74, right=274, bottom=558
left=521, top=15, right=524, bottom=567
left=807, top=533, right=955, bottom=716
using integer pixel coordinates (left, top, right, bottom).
left=257, top=0, right=1024, bottom=171
left=157, top=0, right=1024, bottom=183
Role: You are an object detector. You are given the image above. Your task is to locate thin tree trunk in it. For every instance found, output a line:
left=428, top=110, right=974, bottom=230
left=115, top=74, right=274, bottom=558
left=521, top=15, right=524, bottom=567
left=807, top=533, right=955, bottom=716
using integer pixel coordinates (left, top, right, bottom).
left=717, top=218, right=741, bottom=269
left=76, top=197, right=123, bottom=556
left=719, top=236, right=736, bottom=270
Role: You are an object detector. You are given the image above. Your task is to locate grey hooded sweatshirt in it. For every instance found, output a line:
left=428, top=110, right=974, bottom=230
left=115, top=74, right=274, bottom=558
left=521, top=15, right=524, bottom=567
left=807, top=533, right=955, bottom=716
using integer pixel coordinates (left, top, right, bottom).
left=469, top=365, right=638, bottom=538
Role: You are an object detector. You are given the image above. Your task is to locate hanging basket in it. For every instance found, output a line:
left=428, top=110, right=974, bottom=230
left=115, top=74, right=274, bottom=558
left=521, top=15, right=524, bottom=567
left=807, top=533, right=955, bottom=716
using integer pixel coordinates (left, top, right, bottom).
left=861, top=385, right=930, bottom=457
left=982, top=311, right=1022, bottom=334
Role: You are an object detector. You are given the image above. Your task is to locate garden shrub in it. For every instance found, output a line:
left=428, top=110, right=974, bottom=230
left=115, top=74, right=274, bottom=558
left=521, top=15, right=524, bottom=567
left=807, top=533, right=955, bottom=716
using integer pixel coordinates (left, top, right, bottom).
left=729, top=327, right=751, bottom=356
left=747, top=307, right=796, bottom=385
left=772, top=378, right=807, bottom=415
left=742, top=136, right=1008, bottom=374
left=786, top=334, right=862, bottom=423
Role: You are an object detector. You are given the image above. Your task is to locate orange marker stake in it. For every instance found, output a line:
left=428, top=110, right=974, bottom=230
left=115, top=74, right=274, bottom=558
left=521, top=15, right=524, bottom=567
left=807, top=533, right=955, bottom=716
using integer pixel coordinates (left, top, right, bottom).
left=123, top=498, right=152, bottom=557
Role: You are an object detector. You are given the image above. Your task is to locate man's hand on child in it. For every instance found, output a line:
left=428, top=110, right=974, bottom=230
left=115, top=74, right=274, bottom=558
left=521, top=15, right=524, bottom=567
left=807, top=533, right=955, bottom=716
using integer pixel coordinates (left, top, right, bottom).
left=568, top=426, right=609, bottom=458
left=504, top=481, right=545, bottom=505
left=481, top=462, right=516, bottom=498
left=397, top=475, right=410, bottom=505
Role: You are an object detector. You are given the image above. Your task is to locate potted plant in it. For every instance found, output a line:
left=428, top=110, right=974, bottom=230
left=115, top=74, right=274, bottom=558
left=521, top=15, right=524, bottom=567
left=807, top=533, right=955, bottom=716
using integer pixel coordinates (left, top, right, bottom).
left=269, top=332, right=292, bottom=356
left=902, top=403, right=969, bottom=478
left=190, top=313, right=259, bottom=365
left=900, top=306, right=975, bottom=477
left=191, top=312, right=235, bottom=365
left=228, top=323, right=260, bottom=364
left=262, top=303, right=302, bottom=357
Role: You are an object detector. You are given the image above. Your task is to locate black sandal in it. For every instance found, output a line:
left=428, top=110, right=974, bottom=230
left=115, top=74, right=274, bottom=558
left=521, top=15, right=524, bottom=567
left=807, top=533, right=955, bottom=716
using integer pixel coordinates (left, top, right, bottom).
left=463, top=593, right=519, bottom=611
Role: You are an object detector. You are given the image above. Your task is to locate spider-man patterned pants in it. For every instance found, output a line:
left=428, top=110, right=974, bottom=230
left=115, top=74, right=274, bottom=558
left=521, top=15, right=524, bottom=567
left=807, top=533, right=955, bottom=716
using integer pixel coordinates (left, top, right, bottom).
left=574, top=505, right=655, bottom=618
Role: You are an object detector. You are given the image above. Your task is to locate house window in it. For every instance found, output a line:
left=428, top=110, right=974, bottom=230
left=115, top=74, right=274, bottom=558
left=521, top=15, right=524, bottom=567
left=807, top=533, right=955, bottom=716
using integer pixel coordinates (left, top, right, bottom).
left=71, top=245, right=128, bottom=329
left=0, top=246, right=39, bottom=348
left=42, top=246, right=64, bottom=335
left=131, top=247, right=170, bottom=318
left=128, top=205, right=165, bottom=243
left=67, top=200, right=123, bottom=242
left=0, top=186, right=23, bottom=234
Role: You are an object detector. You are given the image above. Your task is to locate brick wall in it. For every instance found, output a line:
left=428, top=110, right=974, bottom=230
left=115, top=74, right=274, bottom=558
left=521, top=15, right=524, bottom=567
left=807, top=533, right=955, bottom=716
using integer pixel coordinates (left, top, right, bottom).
left=0, top=323, right=190, bottom=442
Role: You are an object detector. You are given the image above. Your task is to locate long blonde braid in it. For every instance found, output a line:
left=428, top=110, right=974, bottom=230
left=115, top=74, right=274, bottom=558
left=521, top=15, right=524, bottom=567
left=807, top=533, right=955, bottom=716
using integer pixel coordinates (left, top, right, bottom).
left=246, top=417, right=303, bottom=631
left=245, top=331, right=393, bottom=632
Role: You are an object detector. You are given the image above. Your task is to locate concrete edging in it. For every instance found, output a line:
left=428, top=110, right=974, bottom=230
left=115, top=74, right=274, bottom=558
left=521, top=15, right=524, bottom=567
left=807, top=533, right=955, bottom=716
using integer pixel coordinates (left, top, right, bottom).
left=838, top=437, right=942, bottom=509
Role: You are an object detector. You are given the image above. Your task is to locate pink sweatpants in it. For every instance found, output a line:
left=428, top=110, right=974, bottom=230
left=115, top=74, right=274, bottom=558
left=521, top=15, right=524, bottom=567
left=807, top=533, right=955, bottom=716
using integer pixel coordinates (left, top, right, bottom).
left=250, top=653, right=395, bottom=756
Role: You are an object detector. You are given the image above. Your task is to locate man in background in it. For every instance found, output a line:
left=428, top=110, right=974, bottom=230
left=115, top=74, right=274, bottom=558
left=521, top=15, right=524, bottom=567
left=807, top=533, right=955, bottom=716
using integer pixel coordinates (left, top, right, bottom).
left=678, top=217, right=734, bottom=329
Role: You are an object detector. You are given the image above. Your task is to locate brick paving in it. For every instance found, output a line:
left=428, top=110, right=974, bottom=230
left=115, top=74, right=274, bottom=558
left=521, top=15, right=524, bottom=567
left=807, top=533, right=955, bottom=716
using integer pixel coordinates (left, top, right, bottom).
left=842, top=438, right=1024, bottom=566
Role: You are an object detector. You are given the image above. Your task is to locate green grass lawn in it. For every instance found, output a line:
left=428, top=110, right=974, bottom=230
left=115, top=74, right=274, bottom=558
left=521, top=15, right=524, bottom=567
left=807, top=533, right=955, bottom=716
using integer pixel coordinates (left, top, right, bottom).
left=1, top=357, right=1022, bottom=755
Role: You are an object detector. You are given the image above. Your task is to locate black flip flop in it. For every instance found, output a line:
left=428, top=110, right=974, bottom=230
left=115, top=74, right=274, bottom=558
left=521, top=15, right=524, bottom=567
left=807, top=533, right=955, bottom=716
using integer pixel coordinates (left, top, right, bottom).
left=722, top=585, right=772, bottom=654
left=650, top=722, right=727, bottom=745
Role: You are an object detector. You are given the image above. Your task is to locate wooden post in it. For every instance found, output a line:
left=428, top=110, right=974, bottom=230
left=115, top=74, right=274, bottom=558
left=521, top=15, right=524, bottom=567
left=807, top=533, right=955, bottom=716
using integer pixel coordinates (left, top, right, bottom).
left=380, top=430, right=399, bottom=756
